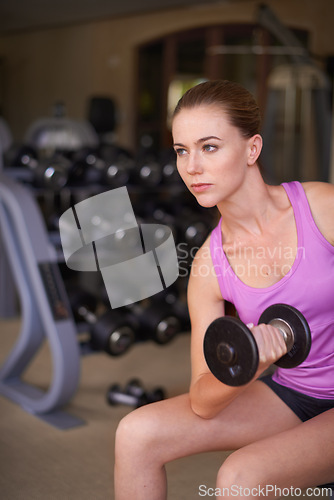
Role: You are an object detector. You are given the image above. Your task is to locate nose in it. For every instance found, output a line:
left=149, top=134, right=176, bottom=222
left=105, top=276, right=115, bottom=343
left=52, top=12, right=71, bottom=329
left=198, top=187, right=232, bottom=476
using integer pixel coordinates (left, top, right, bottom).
left=185, top=152, right=203, bottom=175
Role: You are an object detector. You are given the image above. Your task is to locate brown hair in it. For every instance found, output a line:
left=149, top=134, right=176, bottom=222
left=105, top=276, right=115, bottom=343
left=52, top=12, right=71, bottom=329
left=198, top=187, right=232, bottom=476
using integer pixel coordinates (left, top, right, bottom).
left=173, top=80, right=261, bottom=139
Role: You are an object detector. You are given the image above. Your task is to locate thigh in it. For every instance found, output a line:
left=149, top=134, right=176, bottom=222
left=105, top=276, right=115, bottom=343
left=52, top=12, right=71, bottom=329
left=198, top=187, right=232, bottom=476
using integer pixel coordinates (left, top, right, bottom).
left=223, top=408, right=334, bottom=491
left=130, top=380, right=302, bottom=464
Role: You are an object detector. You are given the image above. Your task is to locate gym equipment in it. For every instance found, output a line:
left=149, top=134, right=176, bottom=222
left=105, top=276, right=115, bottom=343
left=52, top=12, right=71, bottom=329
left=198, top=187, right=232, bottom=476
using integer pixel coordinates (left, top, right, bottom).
left=127, top=298, right=182, bottom=345
left=33, top=154, right=70, bottom=191
left=68, top=288, right=136, bottom=356
left=4, top=144, right=70, bottom=191
left=106, top=378, right=166, bottom=408
left=67, top=147, right=105, bottom=186
left=99, top=144, right=134, bottom=187
left=203, top=303, right=311, bottom=386
left=88, top=96, right=118, bottom=136
left=159, top=148, right=181, bottom=185
left=133, top=150, right=162, bottom=187
left=126, top=378, right=165, bottom=404
left=151, top=286, right=190, bottom=333
left=24, top=104, right=99, bottom=156
left=3, top=143, right=39, bottom=169
left=0, top=172, right=83, bottom=428
left=257, top=4, right=332, bottom=183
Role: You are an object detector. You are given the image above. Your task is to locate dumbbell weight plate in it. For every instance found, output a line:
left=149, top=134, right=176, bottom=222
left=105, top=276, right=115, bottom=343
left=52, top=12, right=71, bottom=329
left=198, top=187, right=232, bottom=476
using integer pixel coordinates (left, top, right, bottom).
left=203, top=316, right=259, bottom=386
left=258, top=303, right=311, bottom=369
left=147, top=387, right=166, bottom=403
left=91, top=311, right=136, bottom=356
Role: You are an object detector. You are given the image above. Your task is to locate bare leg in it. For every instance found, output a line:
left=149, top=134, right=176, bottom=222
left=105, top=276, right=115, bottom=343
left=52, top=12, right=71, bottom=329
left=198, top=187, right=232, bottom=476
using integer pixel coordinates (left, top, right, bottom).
left=114, top=381, right=301, bottom=500
left=217, top=408, right=334, bottom=498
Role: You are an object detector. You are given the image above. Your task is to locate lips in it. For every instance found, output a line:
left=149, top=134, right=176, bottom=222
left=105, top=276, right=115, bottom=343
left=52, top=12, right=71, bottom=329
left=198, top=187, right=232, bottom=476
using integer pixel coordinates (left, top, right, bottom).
left=191, top=183, right=212, bottom=193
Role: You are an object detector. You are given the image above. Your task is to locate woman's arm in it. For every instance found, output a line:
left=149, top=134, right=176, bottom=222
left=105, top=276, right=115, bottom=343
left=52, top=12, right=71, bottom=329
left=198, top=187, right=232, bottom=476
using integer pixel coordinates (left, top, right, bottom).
left=187, top=238, right=251, bottom=419
left=188, top=237, right=287, bottom=420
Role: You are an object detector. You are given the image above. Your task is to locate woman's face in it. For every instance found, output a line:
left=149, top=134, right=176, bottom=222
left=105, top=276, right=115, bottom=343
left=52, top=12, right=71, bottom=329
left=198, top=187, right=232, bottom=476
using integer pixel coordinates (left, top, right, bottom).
left=172, top=104, right=253, bottom=208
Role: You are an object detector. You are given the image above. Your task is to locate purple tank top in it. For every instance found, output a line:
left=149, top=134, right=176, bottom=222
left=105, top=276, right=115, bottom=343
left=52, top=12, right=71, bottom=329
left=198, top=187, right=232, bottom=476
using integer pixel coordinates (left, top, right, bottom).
left=210, top=181, right=334, bottom=399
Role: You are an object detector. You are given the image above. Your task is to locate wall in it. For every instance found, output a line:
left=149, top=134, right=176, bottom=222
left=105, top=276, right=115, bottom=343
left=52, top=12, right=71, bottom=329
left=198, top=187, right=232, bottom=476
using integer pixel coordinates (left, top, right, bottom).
left=0, top=0, right=333, bottom=151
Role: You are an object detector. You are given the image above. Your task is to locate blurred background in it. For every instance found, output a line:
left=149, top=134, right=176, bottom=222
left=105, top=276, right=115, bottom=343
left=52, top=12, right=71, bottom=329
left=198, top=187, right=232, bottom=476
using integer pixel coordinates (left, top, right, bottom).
left=0, top=1, right=333, bottom=498
left=0, top=0, right=333, bottom=183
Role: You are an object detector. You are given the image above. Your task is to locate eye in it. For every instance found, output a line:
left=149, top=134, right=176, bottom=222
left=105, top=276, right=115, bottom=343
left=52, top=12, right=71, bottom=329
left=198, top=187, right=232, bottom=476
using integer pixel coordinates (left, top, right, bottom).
left=174, top=147, right=187, bottom=157
left=203, top=144, right=217, bottom=153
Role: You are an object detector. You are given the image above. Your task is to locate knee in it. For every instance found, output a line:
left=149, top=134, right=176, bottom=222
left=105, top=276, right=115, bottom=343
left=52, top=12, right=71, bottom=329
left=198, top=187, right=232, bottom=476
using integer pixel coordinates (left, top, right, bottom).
left=216, top=449, right=268, bottom=494
left=115, top=405, right=161, bottom=461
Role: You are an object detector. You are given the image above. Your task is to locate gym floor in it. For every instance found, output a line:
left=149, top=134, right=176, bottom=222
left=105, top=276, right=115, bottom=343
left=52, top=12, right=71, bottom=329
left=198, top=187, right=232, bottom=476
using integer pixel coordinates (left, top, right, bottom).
left=0, top=318, right=330, bottom=499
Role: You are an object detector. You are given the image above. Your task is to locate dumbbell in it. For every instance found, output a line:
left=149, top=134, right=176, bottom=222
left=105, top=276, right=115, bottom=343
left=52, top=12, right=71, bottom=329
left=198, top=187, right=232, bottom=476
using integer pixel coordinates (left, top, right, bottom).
left=203, top=303, right=312, bottom=386
left=126, top=299, right=182, bottom=345
left=3, top=143, right=39, bottom=169
left=32, top=154, right=70, bottom=190
left=133, top=150, right=162, bottom=187
left=3, top=144, right=69, bottom=190
left=106, top=379, right=166, bottom=408
left=126, top=379, right=166, bottom=404
left=68, top=288, right=137, bottom=356
left=174, top=207, right=212, bottom=249
left=99, top=144, right=134, bottom=187
left=159, top=148, right=181, bottom=185
left=151, top=286, right=190, bottom=333
left=67, top=147, right=105, bottom=186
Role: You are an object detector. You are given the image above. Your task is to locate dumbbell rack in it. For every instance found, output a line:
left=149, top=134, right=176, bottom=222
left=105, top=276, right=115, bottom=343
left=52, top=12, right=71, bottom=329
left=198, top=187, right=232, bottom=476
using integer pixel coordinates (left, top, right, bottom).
left=0, top=172, right=84, bottom=429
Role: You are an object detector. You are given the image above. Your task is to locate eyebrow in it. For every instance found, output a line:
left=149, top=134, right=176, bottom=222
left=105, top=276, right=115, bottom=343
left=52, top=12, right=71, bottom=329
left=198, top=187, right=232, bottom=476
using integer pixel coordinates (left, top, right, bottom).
left=173, top=136, right=222, bottom=147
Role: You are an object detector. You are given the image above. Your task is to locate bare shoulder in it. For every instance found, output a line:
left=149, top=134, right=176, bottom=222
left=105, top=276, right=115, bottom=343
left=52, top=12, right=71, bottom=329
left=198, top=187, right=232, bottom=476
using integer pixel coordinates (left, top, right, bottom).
left=302, top=181, right=334, bottom=201
left=188, top=235, right=221, bottom=294
left=302, top=182, right=334, bottom=245
left=187, top=235, right=224, bottom=326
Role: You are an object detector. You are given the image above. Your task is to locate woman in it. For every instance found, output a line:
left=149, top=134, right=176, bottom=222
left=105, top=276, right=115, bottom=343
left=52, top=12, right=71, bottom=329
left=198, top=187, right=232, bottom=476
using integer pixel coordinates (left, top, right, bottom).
left=114, top=80, right=334, bottom=499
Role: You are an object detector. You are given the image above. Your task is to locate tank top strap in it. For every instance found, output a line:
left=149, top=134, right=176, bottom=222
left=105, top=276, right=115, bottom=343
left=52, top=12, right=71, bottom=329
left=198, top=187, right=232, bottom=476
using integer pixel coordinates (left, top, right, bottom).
left=281, top=181, right=305, bottom=250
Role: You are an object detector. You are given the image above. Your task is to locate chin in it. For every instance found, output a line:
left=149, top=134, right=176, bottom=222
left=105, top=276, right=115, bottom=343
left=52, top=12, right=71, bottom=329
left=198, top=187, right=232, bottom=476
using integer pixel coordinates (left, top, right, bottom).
left=193, top=194, right=217, bottom=209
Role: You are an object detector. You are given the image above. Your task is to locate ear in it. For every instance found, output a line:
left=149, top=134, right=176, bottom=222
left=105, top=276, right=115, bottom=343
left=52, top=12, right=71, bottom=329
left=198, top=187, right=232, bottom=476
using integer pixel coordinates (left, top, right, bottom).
left=247, top=134, right=262, bottom=166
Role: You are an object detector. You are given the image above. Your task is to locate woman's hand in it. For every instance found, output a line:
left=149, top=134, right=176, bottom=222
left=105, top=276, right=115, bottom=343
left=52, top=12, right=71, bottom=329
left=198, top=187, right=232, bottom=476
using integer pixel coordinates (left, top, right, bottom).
left=248, top=323, right=288, bottom=379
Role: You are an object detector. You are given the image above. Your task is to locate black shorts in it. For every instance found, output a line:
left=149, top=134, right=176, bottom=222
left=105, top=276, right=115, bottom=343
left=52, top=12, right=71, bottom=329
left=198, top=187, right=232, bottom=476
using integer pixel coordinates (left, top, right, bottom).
left=261, top=375, right=334, bottom=491
left=261, top=375, right=334, bottom=422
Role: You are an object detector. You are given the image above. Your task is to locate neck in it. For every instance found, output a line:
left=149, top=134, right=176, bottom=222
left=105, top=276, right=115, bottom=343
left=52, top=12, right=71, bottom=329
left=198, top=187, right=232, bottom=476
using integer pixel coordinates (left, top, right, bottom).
left=217, top=168, right=279, bottom=239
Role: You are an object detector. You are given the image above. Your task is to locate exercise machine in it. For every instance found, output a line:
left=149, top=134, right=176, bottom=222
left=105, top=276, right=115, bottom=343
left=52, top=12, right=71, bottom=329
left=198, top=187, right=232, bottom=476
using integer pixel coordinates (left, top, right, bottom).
left=0, top=172, right=84, bottom=429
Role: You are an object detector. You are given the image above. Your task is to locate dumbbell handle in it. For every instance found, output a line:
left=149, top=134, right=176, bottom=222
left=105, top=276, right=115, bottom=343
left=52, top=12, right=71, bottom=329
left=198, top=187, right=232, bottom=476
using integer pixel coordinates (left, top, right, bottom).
left=77, top=305, right=97, bottom=324
left=268, top=318, right=294, bottom=352
left=107, top=388, right=148, bottom=407
left=217, top=318, right=294, bottom=367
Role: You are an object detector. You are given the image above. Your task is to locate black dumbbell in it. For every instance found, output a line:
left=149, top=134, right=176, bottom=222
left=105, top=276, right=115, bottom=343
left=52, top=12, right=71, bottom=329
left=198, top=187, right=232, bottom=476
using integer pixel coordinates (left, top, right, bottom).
left=99, top=144, right=134, bottom=187
left=151, top=286, right=190, bottom=333
left=203, top=303, right=312, bottom=387
left=159, top=148, right=181, bottom=185
left=107, top=383, right=149, bottom=408
left=127, top=299, right=182, bottom=345
left=126, top=378, right=166, bottom=404
left=133, top=150, right=162, bottom=187
left=33, top=154, right=70, bottom=190
left=68, top=288, right=137, bottom=356
left=4, top=144, right=69, bottom=190
left=67, top=147, right=105, bottom=186
left=3, top=143, right=39, bottom=169
left=106, top=379, right=166, bottom=408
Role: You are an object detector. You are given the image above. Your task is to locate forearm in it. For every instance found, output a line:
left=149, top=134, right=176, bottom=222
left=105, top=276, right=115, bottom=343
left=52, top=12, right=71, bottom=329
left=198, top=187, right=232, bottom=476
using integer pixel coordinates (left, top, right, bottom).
left=189, top=373, right=246, bottom=419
